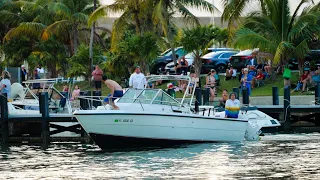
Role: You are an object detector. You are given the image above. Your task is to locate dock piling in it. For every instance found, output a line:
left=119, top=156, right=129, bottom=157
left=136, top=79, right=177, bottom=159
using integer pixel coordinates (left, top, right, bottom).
left=242, top=88, right=249, bottom=105
left=232, top=87, right=239, bottom=98
left=203, top=88, right=210, bottom=105
left=93, top=91, right=102, bottom=108
left=0, top=93, right=9, bottom=145
left=195, top=88, right=202, bottom=105
left=283, top=86, right=291, bottom=132
left=315, top=84, right=320, bottom=105
left=272, top=86, right=279, bottom=105
left=40, top=92, right=50, bottom=146
left=80, top=91, right=91, bottom=110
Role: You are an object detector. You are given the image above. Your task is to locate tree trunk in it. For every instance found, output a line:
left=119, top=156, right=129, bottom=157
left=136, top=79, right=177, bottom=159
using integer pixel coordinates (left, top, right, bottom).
left=194, top=56, right=202, bottom=78
left=73, top=25, right=78, bottom=55
left=89, top=0, right=97, bottom=83
left=167, top=26, right=177, bottom=65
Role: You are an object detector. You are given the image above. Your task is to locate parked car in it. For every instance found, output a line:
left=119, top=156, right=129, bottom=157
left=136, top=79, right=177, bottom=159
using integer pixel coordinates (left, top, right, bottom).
left=228, top=50, right=253, bottom=71
left=289, top=50, right=320, bottom=69
left=201, top=51, right=239, bottom=74
left=164, top=48, right=236, bottom=74
left=150, top=47, right=187, bottom=74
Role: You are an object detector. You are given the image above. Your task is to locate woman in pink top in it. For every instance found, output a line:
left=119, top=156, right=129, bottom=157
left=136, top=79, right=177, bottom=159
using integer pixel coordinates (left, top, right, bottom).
left=91, top=65, right=103, bottom=91
left=71, top=85, right=80, bottom=100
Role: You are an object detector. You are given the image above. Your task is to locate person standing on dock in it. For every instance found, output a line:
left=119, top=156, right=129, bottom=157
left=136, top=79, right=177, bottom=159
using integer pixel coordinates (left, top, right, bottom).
left=129, top=66, right=147, bottom=89
left=91, top=65, right=103, bottom=91
left=20, top=65, right=27, bottom=87
left=0, top=70, right=12, bottom=98
left=102, top=75, right=123, bottom=110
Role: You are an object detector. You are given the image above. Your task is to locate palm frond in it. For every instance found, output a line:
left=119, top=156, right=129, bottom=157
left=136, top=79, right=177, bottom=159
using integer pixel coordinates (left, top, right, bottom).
left=179, top=0, right=219, bottom=13
left=4, top=22, right=45, bottom=41
left=289, top=39, right=309, bottom=60
left=175, top=1, right=200, bottom=27
left=273, top=41, right=294, bottom=64
left=48, top=2, right=71, bottom=19
left=88, top=5, right=108, bottom=26
left=233, top=28, right=277, bottom=52
left=72, top=12, right=88, bottom=23
left=41, top=20, right=70, bottom=40
left=153, top=0, right=169, bottom=37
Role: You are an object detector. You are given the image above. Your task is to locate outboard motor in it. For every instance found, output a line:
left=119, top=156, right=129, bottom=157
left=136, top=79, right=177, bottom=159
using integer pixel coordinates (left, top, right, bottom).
left=11, top=83, right=25, bottom=99
left=245, top=121, right=262, bottom=141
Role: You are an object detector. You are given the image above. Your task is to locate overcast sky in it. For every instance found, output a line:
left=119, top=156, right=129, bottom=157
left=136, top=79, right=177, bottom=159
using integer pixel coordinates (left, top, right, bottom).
left=100, top=0, right=319, bottom=17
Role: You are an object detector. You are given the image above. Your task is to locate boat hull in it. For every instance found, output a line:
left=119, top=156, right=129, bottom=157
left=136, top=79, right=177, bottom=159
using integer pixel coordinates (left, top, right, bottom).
left=74, top=111, right=249, bottom=150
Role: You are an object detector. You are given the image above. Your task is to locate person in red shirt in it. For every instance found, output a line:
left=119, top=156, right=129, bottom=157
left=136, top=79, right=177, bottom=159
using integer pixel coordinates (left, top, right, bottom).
left=91, top=65, right=103, bottom=91
left=256, top=69, right=265, bottom=81
left=301, top=69, right=311, bottom=92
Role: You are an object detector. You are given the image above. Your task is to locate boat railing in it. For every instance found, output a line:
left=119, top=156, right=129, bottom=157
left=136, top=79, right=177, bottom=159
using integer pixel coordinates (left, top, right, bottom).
left=77, top=96, right=190, bottom=111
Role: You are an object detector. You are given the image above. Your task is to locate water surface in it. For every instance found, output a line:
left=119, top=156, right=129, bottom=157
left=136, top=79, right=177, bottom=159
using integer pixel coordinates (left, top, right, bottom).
left=1, top=134, right=320, bottom=179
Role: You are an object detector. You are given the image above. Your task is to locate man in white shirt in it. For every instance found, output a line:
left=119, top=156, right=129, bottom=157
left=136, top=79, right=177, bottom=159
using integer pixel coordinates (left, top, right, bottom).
left=129, top=66, right=147, bottom=89
left=37, top=64, right=45, bottom=73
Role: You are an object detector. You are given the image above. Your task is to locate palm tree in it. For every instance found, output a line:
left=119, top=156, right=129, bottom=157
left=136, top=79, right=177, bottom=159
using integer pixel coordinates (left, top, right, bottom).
left=179, top=25, right=218, bottom=77
left=152, top=0, right=216, bottom=65
left=232, top=0, right=320, bottom=83
left=232, top=0, right=320, bottom=63
left=88, top=0, right=148, bottom=48
left=3, top=0, right=94, bottom=55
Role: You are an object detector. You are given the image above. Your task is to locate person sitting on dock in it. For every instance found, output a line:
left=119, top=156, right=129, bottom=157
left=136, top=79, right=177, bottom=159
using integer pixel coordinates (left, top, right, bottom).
left=0, top=70, right=12, bottom=98
left=225, top=92, right=240, bottom=118
left=102, top=75, right=123, bottom=110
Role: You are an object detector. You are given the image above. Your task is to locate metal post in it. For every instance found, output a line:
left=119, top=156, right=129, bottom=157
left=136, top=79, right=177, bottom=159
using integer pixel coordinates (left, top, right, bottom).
left=284, top=86, right=291, bottom=132
left=232, top=87, right=239, bottom=99
left=315, top=84, right=320, bottom=105
left=195, top=88, right=202, bottom=105
left=40, top=92, right=50, bottom=146
left=203, top=88, right=210, bottom=105
left=0, top=93, right=9, bottom=145
left=242, top=88, right=249, bottom=105
left=272, top=86, right=279, bottom=105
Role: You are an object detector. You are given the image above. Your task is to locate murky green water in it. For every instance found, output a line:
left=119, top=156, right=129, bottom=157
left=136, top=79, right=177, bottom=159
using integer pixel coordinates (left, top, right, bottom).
left=1, top=134, right=320, bottom=179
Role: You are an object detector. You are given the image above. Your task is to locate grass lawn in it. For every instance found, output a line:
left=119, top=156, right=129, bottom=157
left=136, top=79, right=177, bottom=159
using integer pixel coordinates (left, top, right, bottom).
left=55, top=72, right=313, bottom=98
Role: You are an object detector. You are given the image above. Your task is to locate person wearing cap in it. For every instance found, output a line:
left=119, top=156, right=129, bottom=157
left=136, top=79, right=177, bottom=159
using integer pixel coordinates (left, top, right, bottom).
left=102, top=75, right=123, bottom=110
left=0, top=70, right=12, bottom=98
left=20, top=65, right=27, bottom=86
left=91, top=65, right=104, bottom=91
left=129, top=66, right=147, bottom=89
left=240, top=68, right=253, bottom=97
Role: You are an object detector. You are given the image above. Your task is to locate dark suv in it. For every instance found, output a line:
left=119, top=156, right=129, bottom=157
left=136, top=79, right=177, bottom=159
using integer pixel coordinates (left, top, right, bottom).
left=228, top=50, right=253, bottom=71
left=201, top=51, right=238, bottom=73
left=150, top=47, right=187, bottom=74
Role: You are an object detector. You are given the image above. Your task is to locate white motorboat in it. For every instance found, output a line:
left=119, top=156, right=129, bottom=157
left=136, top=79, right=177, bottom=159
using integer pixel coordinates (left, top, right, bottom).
left=74, top=75, right=263, bottom=150
left=9, top=78, right=81, bottom=137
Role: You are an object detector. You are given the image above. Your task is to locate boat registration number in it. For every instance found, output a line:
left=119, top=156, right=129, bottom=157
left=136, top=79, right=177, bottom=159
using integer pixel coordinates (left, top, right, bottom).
left=114, top=119, right=133, bottom=123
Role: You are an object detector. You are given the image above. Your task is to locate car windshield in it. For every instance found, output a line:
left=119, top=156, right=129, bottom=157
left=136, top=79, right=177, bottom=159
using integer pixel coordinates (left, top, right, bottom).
left=235, top=50, right=253, bottom=56
left=202, top=52, right=223, bottom=58
left=161, top=47, right=182, bottom=56
left=185, top=52, right=195, bottom=59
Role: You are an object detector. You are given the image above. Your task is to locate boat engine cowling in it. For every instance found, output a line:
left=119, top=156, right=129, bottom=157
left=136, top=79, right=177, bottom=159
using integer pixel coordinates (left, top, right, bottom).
left=245, top=120, right=262, bottom=141
left=11, top=83, right=25, bottom=99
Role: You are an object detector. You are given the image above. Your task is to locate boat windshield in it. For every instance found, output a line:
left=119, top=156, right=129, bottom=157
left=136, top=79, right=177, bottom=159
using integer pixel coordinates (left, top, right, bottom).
left=117, top=89, right=181, bottom=106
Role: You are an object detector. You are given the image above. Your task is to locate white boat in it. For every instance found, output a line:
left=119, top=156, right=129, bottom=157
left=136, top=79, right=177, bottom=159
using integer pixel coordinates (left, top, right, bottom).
left=74, top=75, right=264, bottom=150
left=9, top=78, right=81, bottom=137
